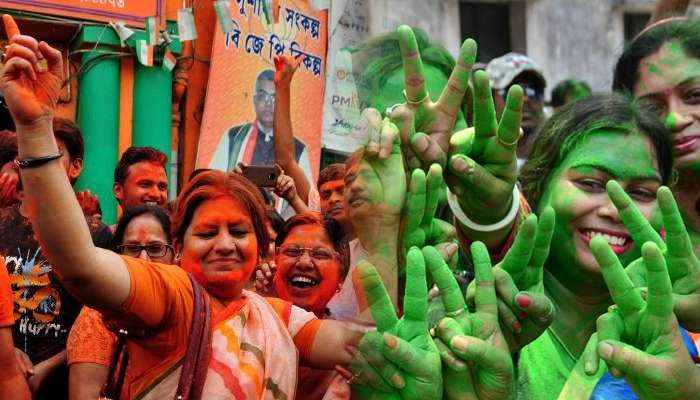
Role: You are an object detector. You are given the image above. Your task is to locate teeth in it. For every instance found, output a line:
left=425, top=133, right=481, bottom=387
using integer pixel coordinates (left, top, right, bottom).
left=290, top=276, right=318, bottom=286
left=144, top=201, right=158, bottom=206
left=584, top=230, right=627, bottom=246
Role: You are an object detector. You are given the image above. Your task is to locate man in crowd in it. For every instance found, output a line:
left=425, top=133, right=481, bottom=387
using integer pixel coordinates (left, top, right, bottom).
left=0, top=118, right=112, bottom=399
left=113, top=146, right=169, bottom=210
left=487, top=53, right=547, bottom=167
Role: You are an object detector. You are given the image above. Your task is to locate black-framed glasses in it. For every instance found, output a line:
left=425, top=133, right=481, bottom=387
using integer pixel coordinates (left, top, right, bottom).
left=118, top=243, right=173, bottom=258
left=278, top=245, right=336, bottom=261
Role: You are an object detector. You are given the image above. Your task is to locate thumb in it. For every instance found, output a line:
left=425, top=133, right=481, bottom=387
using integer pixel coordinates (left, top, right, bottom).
left=449, top=335, right=511, bottom=372
left=597, top=340, right=649, bottom=378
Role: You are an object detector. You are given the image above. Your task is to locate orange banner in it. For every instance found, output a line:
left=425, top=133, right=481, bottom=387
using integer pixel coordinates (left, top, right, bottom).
left=197, top=0, right=326, bottom=191
left=0, top=0, right=164, bottom=27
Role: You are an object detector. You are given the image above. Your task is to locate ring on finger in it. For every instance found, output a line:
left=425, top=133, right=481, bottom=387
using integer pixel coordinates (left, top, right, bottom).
left=403, top=89, right=430, bottom=106
left=445, top=308, right=466, bottom=318
left=497, top=128, right=523, bottom=147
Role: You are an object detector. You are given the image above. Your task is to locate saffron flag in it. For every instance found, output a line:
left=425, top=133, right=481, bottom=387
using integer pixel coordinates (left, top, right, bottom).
left=146, top=16, right=158, bottom=45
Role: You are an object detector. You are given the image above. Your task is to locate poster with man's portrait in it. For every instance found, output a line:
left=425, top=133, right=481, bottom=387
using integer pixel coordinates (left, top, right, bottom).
left=197, top=0, right=327, bottom=214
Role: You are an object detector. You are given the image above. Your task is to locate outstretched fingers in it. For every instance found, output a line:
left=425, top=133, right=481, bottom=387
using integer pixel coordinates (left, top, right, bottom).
left=358, top=260, right=399, bottom=332
left=471, top=241, right=498, bottom=315
left=437, top=38, right=477, bottom=119
left=590, top=237, right=645, bottom=315
left=606, top=180, right=664, bottom=250
left=397, top=25, right=427, bottom=104
left=402, top=247, right=429, bottom=338
left=658, top=186, right=696, bottom=278
left=641, top=242, right=673, bottom=318
left=423, top=246, right=467, bottom=314
left=499, top=214, right=537, bottom=275
left=3, top=14, right=20, bottom=39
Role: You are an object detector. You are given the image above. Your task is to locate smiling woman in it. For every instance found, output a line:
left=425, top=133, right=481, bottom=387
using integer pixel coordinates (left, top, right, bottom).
left=516, top=93, right=675, bottom=399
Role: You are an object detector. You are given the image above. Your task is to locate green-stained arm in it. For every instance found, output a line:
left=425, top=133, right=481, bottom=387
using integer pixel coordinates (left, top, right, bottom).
left=273, top=55, right=311, bottom=204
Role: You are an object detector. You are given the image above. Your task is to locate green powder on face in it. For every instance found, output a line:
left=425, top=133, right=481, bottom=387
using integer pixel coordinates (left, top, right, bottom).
left=646, top=62, right=664, bottom=77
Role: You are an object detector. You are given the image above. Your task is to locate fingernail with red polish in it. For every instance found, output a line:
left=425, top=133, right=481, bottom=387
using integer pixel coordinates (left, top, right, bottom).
left=384, top=332, right=398, bottom=349
left=513, top=322, right=521, bottom=333
left=516, top=294, right=531, bottom=309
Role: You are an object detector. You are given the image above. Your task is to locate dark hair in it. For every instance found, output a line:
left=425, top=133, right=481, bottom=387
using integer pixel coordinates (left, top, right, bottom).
left=521, top=93, right=674, bottom=210
left=113, top=205, right=172, bottom=249
left=188, top=168, right=212, bottom=182
left=551, top=79, right=592, bottom=108
left=275, top=211, right=350, bottom=278
left=114, top=146, right=167, bottom=185
left=0, top=130, right=17, bottom=167
left=255, top=69, right=275, bottom=92
left=172, top=170, right=270, bottom=258
left=266, top=209, right=285, bottom=235
left=353, top=27, right=455, bottom=110
left=613, top=17, right=700, bottom=93
left=317, top=163, right=345, bottom=189
left=53, top=118, right=84, bottom=161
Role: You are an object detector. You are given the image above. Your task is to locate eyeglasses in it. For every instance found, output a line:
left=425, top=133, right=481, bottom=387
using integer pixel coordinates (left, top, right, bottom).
left=118, top=243, right=173, bottom=258
left=501, top=84, right=544, bottom=102
left=278, top=245, right=336, bottom=261
left=255, top=90, right=275, bottom=104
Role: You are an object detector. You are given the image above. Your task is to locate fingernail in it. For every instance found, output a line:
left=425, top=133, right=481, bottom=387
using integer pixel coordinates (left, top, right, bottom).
left=392, top=373, right=405, bottom=388
left=516, top=294, right=531, bottom=309
left=598, top=342, right=613, bottom=359
left=429, top=328, right=436, bottom=337
left=446, top=243, right=458, bottom=258
left=513, top=322, right=521, bottom=333
left=451, top=336, right=468, bottom=353
left=384, top=332, right=398, bottom=349
left=518, top=311, right=527, bottom=320
left=452, top=157, right=469, bottom=173
left=379, top=148, right=388, bottom=158
left=584, top=361, right=596, bottom=375
left=413, top=135, right=428, bottom=151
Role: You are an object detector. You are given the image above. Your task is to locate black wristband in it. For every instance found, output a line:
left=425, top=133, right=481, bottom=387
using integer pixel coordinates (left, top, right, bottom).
left=14, top=153, right=63, bottom=169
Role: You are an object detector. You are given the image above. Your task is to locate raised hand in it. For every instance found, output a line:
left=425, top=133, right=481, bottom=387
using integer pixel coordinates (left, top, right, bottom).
left=429, top=242, right=514, bottom=400
left=273, top=54, right=301, bottom=87
left=445, top=70, right=523, bottom=226
left=463, top=208, right=556, bottom=351
left=76, top=190, right=100, bottom=218
left=606, top=181, right=700, bottom=331
left=273, top=172, right=297, bottom=202
left=402, top=163, right=456, bottom=252
left=1, top=14, right=63, bottom=126
left=388, top=25, right=476, bottom=170
left=590, top=238, right=700, bottom=399
left=254, top=260, right=276, bottom=296
left=350, top=248, right=442, bottom=399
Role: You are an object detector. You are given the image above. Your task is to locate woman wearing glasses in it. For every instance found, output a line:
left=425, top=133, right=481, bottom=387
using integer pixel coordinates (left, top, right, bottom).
left=66, top=205, right=174, bottom=400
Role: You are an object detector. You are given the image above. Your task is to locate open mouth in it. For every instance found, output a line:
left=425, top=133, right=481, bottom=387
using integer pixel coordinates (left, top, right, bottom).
left=144, top=201, right=159, bottom=206
left=288, top=275, right=319, bottom=289
left=578, top=228, right=632, bottom=255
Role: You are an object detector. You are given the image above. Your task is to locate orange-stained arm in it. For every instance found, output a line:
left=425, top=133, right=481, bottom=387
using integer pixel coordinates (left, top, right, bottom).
left=0, top=15, right=130, bottom=312
left=651, top=0, right=690, bottom=21
left=273, top=55, right=311, bottom=204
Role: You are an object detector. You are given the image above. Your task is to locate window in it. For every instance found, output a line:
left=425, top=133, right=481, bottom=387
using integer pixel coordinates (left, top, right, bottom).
left=624, top=12, right=651, bottom=42
left=460, top=2, right=512, bottom=63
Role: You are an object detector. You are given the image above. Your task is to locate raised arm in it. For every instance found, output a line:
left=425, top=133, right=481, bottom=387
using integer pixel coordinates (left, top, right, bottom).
left=1, top=15, right=129, bottom=311
left=273, top=55, right=311, bottom=203
left=651, top=0, right=690, bottom=22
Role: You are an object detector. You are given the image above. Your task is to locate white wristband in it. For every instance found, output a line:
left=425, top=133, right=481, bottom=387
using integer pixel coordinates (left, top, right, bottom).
left=446, top=185, right=520, bottom=232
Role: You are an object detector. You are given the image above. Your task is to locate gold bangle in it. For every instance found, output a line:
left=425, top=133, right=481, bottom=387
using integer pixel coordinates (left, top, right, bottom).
left=403, top=89, right=430, bottom=106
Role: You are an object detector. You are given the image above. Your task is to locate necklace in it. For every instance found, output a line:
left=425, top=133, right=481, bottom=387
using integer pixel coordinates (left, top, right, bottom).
left=546, top=326, right=578, bottom=362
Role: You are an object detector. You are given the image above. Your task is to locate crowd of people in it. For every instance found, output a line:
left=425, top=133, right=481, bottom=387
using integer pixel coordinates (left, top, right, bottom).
left=0, top=2, right=699, bottom=399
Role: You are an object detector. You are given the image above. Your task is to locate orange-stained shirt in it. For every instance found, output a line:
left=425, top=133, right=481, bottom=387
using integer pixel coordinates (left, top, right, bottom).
left=99, top=256, right=319, bottom=398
